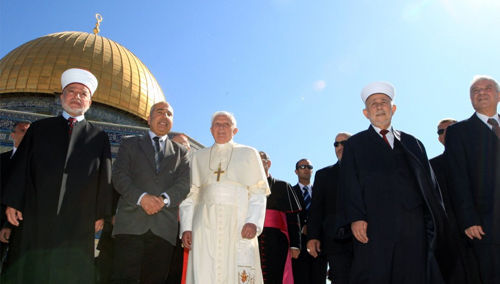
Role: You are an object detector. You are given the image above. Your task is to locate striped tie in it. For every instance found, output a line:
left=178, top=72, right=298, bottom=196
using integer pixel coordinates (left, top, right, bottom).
left=153, top=137, right=163, bottom=172
left=302, top=185, right=311, bottom=211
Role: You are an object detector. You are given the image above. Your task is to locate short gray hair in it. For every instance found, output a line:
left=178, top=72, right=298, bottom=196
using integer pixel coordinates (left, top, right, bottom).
left=211, top=111, right=237, bottom=128
left=470, top=75, right=500, bottom=92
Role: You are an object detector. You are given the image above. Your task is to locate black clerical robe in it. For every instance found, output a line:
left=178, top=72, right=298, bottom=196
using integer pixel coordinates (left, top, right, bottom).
left=2, top=116, right=112, bottom=283
left=258, top=176, right=301, bottom=284
left=339, top=126, right=455, bottom=284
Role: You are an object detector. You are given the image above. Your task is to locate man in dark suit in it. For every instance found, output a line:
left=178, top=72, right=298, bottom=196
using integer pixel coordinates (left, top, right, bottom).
left=258, top=151, right=301, bottom=284
left=307, top=132, right=352, bottom=284
left=339, top=81, right=452, bottom=283
left=445, top=75, right=500, bottom=283
left=430, top=118, right=480, bottom=284
left=111, top=101, right=190, bottom=283
left=0, top=121, right=30, bottom=273
left=2, top=68, right=113, bottom=283
left=291, top=158, right=327, bottom=284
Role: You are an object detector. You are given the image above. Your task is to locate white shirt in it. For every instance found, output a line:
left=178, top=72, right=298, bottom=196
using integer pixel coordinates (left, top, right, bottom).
left=148, top=130, right=168, bottom=152
left=62, top=110, right=85, bottom=122
left=11, top=146, right=18, bottom=158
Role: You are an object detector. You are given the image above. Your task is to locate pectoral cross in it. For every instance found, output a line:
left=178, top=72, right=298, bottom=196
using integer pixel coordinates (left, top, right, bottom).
left=214, top=162, right=225, bottom=182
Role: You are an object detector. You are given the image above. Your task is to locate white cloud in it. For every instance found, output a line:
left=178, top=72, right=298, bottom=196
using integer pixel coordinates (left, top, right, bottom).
left=313, top=80, right=326, bottom=92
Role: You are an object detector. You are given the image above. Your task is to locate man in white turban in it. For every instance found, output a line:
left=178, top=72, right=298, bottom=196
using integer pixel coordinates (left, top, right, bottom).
left=2, top=68, right=112, bottom=283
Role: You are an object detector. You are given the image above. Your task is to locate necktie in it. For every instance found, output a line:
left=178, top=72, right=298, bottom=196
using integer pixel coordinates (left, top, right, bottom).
left=153, top=137, right=163, bottom=172
left=68, top=117, right=77, bottom=135
left=380, top=129, right=391, bottom=147
left=302, top=185, right=311, bottom=211
left=487, top=118, right=500, bottom=139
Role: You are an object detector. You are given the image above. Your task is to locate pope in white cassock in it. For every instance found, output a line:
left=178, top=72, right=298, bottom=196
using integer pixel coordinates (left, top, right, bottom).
left=180, top=111, right=270, bottom=284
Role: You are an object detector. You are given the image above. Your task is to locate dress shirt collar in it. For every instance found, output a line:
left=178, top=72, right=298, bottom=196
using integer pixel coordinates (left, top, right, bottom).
left=298, top=183, right=312, bottom=195
left=11, top=147, right=17, bottom=158
left=475, top=112, right=500, bottom=129
left=62, top=110, right=85, bottom=122
left=148, top=131, right=168, bottom=151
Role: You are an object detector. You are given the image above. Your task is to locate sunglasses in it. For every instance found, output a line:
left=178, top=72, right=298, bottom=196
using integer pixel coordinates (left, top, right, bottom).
left=297, top=165, right=313, bottom=170
left=437, top=129, right=445, bottom=135
left=334, top=140, right=347, bottom=147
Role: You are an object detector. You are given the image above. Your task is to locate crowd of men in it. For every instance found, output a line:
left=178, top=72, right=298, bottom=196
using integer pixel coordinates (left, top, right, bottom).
left=0, top=68, right=499, bottom=284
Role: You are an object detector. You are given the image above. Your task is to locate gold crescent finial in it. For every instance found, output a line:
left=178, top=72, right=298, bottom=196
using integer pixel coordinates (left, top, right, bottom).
left=93, top=13, right=103, bottom=35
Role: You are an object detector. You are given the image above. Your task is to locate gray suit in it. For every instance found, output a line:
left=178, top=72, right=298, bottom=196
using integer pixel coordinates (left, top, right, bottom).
left=112, top=134, right=190, bottom=245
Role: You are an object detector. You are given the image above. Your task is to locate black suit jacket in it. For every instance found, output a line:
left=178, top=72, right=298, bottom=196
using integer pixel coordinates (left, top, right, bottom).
left=1, top=150, right=14, bottom=228
left=445, top=113, right=500, bottom=244
left=2, top=116, right=113, bottom=283
left=292, top=184, right=312, bottom=250
left=308, top=162, right=351, bottom=255
left=1, top=151, right=13, bottom=198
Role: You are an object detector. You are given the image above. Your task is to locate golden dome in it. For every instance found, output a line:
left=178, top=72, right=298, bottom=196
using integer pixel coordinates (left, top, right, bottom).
left=0, top=31, right=165, bottom=121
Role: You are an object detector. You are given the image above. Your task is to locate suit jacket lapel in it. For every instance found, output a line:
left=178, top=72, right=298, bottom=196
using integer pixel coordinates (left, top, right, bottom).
left=158, top=139, right=176, bottom=172
left=399, top=132, right=425, bottom=169
left=367, top=125, right=391, bottom=150
left=470, top=113, right=498, bottom=140
left=139, top=134, right=157, bottom=171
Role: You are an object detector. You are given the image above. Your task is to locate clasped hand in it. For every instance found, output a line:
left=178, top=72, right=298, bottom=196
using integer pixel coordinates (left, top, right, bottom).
left=140, top=194, right=164, bottom=215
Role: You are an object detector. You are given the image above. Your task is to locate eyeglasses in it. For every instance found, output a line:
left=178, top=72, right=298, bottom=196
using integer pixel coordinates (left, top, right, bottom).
left=297, top=165, right=313, bottom=170
left=437, top=129, right=445, bottom=135
left=334, top=140, right=347, bottom=147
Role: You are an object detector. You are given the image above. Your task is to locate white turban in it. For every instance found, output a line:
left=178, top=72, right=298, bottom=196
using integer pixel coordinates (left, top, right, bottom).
left=361, top=81, right=395, bottom=103
left=61, top=68, right=98, bottom=96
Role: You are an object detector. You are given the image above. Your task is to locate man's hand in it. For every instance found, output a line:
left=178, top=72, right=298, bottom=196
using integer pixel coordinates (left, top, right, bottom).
left=241, top=223, right=257, bottom=239
left=465, top=225, right=485, bottom=240
left=6, top=207, right=23, bottom=226
left=307, top=239, right=321, bottom=258
left=351, top=220, right=369, bottom=244
left=182, top=231, right=192, bottom=250
left=0, top=228, right=12, bottom=243
left=290, top=248, right=300, bottom=259
left=140, top=194, right=164, bottom=215
left=95, top=219, right=104, bottom=233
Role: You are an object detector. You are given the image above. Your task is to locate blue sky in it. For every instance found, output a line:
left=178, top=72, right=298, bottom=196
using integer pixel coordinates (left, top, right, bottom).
left=2, top=0, right=500, bottom=183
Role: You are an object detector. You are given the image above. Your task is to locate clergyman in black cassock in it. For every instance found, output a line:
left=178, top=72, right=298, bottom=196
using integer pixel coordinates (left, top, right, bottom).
left=339, top=82, right=454, bottom=284
left=258, top=151, right=301, bottom=284
left=445, top=75, right=500, bottom=283
left=2, top=68, right=112, bottom=283
left=307, top=132, right=353, bottom=284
